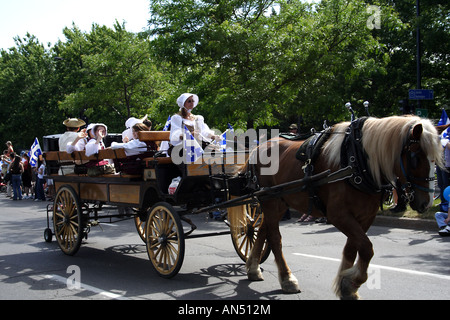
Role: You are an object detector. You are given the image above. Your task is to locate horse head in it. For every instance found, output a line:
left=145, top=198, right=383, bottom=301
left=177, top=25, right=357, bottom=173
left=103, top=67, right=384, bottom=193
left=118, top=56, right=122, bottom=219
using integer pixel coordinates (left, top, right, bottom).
left=396, top=122, right=439, bottom=213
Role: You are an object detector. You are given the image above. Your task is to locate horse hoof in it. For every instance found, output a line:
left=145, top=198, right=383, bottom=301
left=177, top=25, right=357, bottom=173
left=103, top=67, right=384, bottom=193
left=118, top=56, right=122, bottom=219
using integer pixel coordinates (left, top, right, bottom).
left=339, top=277, right=360, bottom=300
left=247, top=270, right=264, bottom=281
left=281, top=275, right=301, bottom=293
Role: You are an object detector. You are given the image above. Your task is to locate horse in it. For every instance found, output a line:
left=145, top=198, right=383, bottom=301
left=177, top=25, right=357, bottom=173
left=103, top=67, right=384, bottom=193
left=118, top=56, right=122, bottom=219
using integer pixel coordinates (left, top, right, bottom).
left=242, top=115, right=443, bottom=299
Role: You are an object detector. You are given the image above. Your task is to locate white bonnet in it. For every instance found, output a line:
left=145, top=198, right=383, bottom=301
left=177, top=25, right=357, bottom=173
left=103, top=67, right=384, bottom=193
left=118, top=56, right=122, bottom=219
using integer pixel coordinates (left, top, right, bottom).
left=177, top=93, right=199, bottom=110
left=92, top=123, right=108, bottom=138
left=125, top=115, right=148, bottom=129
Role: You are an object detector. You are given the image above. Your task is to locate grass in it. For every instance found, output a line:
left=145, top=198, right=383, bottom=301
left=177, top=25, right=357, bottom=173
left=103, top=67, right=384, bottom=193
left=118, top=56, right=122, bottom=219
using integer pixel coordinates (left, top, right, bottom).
left=378, top=198, right=441, bottom=220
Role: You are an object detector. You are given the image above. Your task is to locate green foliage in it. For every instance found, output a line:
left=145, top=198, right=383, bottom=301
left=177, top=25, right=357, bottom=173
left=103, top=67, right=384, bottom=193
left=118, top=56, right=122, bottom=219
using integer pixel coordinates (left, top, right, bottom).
left=0, top=0, right=448, bottom=149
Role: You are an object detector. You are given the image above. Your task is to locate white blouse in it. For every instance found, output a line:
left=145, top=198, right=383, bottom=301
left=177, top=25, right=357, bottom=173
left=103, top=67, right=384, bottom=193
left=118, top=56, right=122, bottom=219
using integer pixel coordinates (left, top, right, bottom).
left=66, top=138, right=88, bottom=154
left=111, top=139, right=148, bottom=156
left=169, top=114, right=215, bottom=147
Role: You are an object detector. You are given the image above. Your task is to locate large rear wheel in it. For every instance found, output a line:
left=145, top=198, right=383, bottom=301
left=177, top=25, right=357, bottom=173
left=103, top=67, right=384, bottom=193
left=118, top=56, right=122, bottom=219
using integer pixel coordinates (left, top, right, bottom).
left=229, top=201, right=270, bottom=264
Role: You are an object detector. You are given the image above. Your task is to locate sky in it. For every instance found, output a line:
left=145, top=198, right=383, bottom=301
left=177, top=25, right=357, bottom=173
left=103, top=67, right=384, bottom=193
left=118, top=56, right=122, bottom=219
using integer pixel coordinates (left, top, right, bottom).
left=0, top=0, right=151, bottom=50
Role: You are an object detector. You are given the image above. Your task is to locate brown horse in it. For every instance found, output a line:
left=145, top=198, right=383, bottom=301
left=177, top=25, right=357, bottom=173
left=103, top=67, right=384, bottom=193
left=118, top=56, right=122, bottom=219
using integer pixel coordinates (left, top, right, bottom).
left=243, top=115, right=443, bottom=299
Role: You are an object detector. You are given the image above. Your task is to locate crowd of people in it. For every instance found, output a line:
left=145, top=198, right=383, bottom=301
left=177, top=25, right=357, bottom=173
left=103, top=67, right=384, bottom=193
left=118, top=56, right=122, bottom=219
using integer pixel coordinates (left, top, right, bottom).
left=0, top=141, right=49, bottom=201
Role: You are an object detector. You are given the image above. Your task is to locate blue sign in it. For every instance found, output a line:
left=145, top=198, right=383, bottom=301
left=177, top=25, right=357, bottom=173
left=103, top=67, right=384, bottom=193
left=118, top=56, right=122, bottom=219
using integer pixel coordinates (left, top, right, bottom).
left=409, top=89, right=434, bottom=100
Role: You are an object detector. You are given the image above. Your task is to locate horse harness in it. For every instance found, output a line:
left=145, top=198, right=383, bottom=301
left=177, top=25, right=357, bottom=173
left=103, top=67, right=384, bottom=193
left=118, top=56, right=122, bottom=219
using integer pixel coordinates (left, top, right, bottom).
left=244, top=118, right=435, bottom=216
left=295, top=117, right=393, bottom=216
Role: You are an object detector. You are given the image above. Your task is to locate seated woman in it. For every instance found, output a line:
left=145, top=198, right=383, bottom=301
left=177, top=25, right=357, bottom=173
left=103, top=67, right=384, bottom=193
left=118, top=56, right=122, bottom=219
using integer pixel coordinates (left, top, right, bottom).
left=66, top=123, right=96, bottom=154
left=111, top=123, right=158, bottom=174
left=84, top=123, right=115, bottom=176
left=111, top=123, right=157, bottom=156
left=121, top=115, right=149, bottom=143
left=169, top=93, right=220, bottom=151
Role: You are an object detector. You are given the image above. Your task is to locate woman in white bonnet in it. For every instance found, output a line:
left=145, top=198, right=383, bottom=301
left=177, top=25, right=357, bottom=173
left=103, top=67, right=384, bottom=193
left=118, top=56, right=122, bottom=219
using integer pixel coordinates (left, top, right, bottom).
left=169, top=93, right=219, bottom=149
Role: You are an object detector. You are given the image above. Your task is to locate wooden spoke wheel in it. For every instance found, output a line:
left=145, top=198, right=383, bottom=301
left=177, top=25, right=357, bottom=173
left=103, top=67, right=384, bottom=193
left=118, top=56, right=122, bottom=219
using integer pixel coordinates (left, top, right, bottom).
left=230, top=201, right=270, bottom=264
left=134, top=211, right=146, bottom=243
left=145, top=202, right=185, bottom=278
left=53, top=185, right=84, bottom=256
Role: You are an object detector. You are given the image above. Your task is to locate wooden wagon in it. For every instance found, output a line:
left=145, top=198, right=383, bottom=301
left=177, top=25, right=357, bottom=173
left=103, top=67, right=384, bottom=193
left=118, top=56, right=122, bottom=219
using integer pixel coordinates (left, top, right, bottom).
left=43, top=131, right=270, bottom=278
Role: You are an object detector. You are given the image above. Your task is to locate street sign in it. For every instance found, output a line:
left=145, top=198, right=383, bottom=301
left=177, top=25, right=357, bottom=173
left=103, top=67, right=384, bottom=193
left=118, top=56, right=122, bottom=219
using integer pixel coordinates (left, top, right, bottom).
left=409, top=89, right=434, bottom=100
left=415, top=108, right=428, bottom=118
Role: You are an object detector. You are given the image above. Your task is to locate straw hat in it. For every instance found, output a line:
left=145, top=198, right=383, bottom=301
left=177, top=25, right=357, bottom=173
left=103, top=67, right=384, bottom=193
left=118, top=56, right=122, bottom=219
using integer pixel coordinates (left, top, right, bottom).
left=63, top=118, right=86, bottom=128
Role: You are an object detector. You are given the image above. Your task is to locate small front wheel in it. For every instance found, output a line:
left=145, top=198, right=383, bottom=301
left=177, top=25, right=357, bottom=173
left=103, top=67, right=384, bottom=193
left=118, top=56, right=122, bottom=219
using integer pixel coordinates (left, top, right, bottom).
left=44, top=228, right=53, bottom=243
left=145, top=202, right=185, bottom=278
left=53, top=185, right=84, bottom=256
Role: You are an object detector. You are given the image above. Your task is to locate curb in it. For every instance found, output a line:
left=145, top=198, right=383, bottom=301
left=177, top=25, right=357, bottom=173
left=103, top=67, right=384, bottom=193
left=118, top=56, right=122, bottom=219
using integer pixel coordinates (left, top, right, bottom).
left=373, top=215, right=437, bottom=232
left=289, top=209, right=438, bottom=232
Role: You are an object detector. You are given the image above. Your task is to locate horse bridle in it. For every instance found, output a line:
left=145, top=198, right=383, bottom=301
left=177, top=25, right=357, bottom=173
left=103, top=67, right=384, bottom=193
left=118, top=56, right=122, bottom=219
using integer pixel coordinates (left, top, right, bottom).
left=399, top=134, right=435, bottom=203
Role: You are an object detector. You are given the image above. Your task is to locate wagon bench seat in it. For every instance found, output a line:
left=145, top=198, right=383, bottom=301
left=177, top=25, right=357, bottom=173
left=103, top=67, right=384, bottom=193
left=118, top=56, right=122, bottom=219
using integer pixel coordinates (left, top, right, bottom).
left=44, top=148, right=128, bottom=162
left=137, top=131, right=174, bottom=166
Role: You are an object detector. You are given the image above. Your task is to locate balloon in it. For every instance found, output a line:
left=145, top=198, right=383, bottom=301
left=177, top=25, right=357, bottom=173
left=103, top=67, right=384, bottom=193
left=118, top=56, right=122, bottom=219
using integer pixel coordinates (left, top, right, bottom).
left=444, top=186, right=450, bottom=201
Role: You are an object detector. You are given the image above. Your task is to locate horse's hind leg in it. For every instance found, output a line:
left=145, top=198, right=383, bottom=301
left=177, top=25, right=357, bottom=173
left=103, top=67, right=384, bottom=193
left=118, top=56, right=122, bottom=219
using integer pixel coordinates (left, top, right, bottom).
left=246, top=220, right=266, bottom=281
left=268, top=224, right=300, bottom=293
left=246, top=202, right=300, bottom=294
left=263, top=201, right=300, bottom=293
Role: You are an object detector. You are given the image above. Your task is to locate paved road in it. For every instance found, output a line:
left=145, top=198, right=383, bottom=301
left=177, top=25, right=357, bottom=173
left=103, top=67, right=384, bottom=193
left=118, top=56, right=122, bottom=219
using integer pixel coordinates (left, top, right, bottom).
left=0, top=193, right=449, bottom=302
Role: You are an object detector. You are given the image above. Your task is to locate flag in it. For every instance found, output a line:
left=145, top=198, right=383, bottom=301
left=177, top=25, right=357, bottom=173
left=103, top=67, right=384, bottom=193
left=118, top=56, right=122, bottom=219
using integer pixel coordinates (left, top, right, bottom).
left=183, top=125, right=203, bottom=163
left=441, top=127, right=450, bottom=148
left=219, top=124, right=234, bottom=152
left=28, top=137, right=42, bottom=167
left=438, top=109, right=450, bottom=126
left=160, top=116, right=172, bottom=155
left=163, top=115, right=171, bottom=131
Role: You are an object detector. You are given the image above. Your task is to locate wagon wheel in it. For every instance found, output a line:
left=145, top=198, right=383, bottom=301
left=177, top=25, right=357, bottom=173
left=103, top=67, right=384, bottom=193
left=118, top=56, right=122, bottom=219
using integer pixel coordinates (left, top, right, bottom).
left=53, top=185, right=84, bottom=256
left=145, top=202, right=185, bottom=278
left=229, top=201, right=270, bottom=264
left=134, top=210, right=147, bottom=243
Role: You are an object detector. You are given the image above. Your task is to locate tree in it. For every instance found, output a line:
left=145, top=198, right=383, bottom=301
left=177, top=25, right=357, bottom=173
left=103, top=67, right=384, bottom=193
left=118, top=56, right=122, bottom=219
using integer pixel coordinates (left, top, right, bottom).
left=0, top=34, right=61, bottom=149
left=55, top=22, right=170, bottom=132
left=367, top=0, right=450, bottom=118
left=148, top=0, right=398, bottom=131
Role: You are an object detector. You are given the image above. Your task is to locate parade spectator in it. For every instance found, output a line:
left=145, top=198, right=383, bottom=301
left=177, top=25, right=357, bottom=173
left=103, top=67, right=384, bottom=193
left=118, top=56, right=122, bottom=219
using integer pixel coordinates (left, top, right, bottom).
left=5, top=141, right=14, bottom=156
left=22, top=153, right=33, bottom=199
left=435, top=209, right=450, bottom=236
left=34, top=157, right=46, bottom=201
left=9, top=152, right=23, bottom=200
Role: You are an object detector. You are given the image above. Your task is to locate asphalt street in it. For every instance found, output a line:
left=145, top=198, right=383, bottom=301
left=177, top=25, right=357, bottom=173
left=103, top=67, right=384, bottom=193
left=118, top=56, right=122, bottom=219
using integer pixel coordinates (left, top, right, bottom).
left=0, top=193, right=449, bottom=302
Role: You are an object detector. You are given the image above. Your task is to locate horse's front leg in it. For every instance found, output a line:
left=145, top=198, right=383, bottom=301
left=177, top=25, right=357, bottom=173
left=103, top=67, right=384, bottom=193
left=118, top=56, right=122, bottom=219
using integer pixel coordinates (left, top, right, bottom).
left=333, top=233, right=374, bottom=300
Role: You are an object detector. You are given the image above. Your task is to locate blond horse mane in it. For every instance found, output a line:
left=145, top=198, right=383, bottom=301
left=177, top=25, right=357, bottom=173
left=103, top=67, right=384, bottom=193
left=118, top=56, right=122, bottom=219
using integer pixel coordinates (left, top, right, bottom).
left=322, top=116, right=443, bottom=187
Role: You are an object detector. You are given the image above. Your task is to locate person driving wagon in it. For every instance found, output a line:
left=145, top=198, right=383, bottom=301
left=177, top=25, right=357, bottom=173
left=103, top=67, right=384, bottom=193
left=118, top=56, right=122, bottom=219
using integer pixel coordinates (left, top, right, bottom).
left=168, top=93, right=220, bottom=157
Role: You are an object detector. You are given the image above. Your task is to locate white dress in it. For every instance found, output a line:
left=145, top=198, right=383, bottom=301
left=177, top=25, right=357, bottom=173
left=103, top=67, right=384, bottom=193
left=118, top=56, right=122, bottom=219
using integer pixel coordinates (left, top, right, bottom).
left=169, top=114, right=215, bottom=147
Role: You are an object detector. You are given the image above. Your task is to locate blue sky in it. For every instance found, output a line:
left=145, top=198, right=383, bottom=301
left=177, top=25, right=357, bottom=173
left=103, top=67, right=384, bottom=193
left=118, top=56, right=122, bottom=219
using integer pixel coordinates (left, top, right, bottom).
left=0, top=0, right=150, bottom=50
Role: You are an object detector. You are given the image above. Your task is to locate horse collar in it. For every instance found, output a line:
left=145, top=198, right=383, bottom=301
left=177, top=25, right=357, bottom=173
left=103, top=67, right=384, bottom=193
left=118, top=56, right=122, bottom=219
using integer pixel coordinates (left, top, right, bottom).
left=340, top=117, right=387, bottom=194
